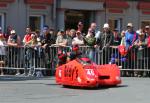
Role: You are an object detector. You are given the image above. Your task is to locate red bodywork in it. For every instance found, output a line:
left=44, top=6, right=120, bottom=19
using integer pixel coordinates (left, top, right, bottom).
left=55, top=58, right=121, bottom=87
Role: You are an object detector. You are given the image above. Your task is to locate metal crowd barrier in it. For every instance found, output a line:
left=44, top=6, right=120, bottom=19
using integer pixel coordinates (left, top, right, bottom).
left=0, top=45, right=150, bottom=77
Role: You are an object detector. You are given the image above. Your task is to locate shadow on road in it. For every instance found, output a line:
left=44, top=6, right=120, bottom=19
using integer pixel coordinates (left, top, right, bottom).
left=56, top=84, right=128, bottom=90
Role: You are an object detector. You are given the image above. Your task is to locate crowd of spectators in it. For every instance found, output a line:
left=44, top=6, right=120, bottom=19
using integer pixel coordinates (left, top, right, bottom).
left=0, top=21, right=150, bottom=76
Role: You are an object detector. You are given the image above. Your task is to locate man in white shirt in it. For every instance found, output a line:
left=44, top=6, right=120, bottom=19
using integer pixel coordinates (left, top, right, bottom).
left=72, top=31, right=84, bottom=46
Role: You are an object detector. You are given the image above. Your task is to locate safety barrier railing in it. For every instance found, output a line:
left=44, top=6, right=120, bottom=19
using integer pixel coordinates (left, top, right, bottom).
left=0, top=45, right=149, bottom=77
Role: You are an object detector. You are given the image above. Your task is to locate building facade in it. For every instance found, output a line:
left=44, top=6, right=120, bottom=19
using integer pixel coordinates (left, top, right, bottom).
left=0, top=0, right=150, bottom=36
left=0, top=0, right=54, bottom=37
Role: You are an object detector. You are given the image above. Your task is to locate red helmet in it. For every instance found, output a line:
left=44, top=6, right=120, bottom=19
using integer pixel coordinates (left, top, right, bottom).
left=58, top=50, right=66, bottom=60
left=72, top=44, right=79, bottom=51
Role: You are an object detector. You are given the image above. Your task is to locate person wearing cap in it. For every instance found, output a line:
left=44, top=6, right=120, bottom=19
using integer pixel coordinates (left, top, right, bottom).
left=72, top=30, right=84, bottom=46
left=7, top=30, right=21, bottom=47
left=133, top=30, right=147, bottom=76
left=124, top=23, right=138, bottom=70
left=7, top=30, right=21, bottom=75
left=133, top=30, right=147, bottom=48
left=97, top=23, right=113, bottom=64
left=97, top=23, right=113, bottom=48
left=125, top=23, right=138, bottom=49
left=144, top=25, right=150, bottom=38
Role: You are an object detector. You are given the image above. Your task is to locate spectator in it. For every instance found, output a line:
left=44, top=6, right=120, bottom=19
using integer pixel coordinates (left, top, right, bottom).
left=7, top=30, right=21, bottom=75
left=4, top=26, right=13, bottom=41
left=84, top=28, right=96, bottom=62
left=72, top=31, right=84, bottom=46
left=146, top=27, right=150, bottom=47
left=23, top=27, right=32, bottom=45
left=0, top=32, right=7, bottom=75
left=97, top=23, right=113, bottom=64
left=133, top=30, right=147, bottom=76
left=40, top=25, right=56, bottom=70
left=144, top=25, right=150, bottom=38
left=77, top=21, right=86, bottom=36
left=40, top=25, right=55, bottom=51
left=109, top=29, right=121, bottom=64
left=97, top=23, right=113, bottom=48
left=120, top=30, right=126, bottom=46
left=125, top=23, right=137, bottom=69
left=77, top=21, right=84, bottom=32
left=34, top=30, right=40, bottom=45
left=7, top=30, right=21, bottom=47
left=145, top=26, right=150, bottom=70
left=125, top=23, right=137, bottom=50
left=55, top=30, right=67, bottom=47
left=67, top=29, right=76, bottom=46
left=112, top=29, right=121, bottom=46
left=133, top=30, right=147, bottom=51
left=49, top=29, right=57, bottom=45
left=90, top=22, right=101, bottom=41
left=25, top=33, right=39, bottom=76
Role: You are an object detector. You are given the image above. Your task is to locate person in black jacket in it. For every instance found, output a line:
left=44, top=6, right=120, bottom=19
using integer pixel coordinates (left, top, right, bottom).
left=97, top=23, right=113, bottom=64
left=40, top=25, right=56, bottom=69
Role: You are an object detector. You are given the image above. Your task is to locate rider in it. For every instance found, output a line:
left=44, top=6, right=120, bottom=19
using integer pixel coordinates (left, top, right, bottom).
left=69, top=44, right=82, bottom=60
left=57, top=50, right=67, bottom=66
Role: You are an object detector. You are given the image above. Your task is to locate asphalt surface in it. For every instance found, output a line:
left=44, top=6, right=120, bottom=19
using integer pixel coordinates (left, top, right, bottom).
left=0, top=76, right=149, bottom=103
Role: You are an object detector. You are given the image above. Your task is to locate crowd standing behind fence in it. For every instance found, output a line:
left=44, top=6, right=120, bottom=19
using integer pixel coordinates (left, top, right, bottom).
left=0, top=22, right=150, bottom=77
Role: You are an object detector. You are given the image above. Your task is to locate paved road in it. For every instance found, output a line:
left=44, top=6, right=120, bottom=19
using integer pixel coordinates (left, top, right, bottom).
left=0, top=76, right=149, bottom=103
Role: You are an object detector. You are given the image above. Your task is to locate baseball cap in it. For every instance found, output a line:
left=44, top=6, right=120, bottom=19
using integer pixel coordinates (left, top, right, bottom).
left=103, top=23, right=109, bottom=28
left=127, top=23, right=133, bottom=27
left=10, top=30, right=16, bottom=34
left=145, top=25, right=150, bottom=29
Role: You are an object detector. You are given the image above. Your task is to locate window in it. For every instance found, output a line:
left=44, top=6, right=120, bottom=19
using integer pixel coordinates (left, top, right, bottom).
left=29, top=15, right=45, bottom=31
left=0, top=13, right=5, bottom=32
left=108, top=18, right=122, bottom=32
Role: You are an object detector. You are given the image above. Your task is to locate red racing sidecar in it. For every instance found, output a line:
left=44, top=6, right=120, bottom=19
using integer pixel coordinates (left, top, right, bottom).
left=55, top=57, right=121, bottom=88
